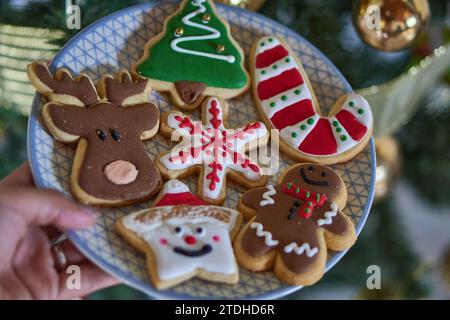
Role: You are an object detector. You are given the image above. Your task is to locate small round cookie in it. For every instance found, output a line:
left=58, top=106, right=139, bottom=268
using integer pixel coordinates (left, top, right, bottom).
left=235, top=163, right=356, bottom=286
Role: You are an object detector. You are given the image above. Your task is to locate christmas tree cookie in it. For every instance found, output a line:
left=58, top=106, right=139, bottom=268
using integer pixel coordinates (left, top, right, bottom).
left=251, top=36, right=373, bottom=164
left=116, top=179, right=242, bottom=289
left=134, top=0, right=249, bottom=110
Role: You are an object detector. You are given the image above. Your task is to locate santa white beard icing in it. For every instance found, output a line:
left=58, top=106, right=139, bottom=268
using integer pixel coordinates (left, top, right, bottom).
left=116, top=179, right=242, bottom=289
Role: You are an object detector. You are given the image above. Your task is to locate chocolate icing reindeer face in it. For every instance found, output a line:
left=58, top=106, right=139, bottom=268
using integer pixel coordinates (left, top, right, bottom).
left=28, top=62, right=162, bottom=205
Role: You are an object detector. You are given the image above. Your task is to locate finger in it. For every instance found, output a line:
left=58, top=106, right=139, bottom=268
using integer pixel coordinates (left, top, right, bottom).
left=58, top=262, right=119, bottom=299
left=0, top=186, right=95, bottom=230
left=0, top=161, right=34, bottom=187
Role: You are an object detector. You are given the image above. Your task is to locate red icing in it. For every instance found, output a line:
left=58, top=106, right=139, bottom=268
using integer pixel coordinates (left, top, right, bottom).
left=299, top=118, right=337, bottom=155
left=281, top=182, right=327, bottom=218
left=207, top=163, right=222, bottom=191
left=257, top=69, right=304, bottom=100
left=212, top=235, right=220, bottom=242
left=184, top=235, right=197, bottom=245
left=159, top=238, right=168, bottom=245
left=335, top=109, right=367, bottom=141
left=256, top=45, right=289, bottom=68
left=270, top=99, right=315, bottom=130
left=155, top=191, right=207, bottom=207
left=209, top=100, right=222, bottom=129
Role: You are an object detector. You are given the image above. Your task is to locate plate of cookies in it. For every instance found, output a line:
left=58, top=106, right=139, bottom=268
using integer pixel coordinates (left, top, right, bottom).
left=27, top=0, right=375, bottom=299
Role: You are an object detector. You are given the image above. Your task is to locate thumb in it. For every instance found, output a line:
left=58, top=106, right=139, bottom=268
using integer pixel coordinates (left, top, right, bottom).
left=0, top=186, right=95, bottom=230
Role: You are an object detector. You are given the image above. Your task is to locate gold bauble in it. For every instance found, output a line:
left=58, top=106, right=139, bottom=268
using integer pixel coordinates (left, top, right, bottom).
left=217, top=0, right=266, bottom=11
left=354, top=0, right=430, bottom=51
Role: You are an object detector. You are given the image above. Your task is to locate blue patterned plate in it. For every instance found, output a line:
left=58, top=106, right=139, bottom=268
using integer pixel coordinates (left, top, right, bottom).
left=27, top=1, right=375, bottom=299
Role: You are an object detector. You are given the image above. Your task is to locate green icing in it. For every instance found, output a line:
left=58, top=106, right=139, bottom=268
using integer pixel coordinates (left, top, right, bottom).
left=136, top=0, right=247, bottom=89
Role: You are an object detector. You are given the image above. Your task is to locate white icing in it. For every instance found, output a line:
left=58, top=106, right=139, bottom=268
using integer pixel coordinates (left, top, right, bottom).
left=279, top=113, right=320, bottom=148
left=254, top=36, right=281, bottom=55
left=317, top=202, right=338, bottom=226
left=160, top=97, right=268, bottom=200
left=284, top=242, right=318, bottom=258
left=339, top=93, right=373, bottom=128
left=259, top=185, right=276, bottom=206
left=261, top=84, right=315, bottom=119
left=170, top=0, right=236, bottom=63
left=122, top=205, right=239, bottom=280
left=161, top=179, right=190, bottom=195
left=255, top=54, right=298, bottom=82
left=250, top=222, right=279, bottom=246
left=328, top=117, right=357, bottom=153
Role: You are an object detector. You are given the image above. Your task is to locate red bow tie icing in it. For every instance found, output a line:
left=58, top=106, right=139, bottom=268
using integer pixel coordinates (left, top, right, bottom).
left=281, top=182, right=327, bottom=218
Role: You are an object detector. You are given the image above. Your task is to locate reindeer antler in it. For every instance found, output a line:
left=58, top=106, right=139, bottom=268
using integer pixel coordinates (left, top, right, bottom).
left=27, top=62, right=99, bottom=106
left=97, top=71, right=151, bottom=106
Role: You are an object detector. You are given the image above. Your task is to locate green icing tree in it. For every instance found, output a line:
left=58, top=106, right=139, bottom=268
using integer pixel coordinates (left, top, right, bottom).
left=136, top=0, right=248, bottom=91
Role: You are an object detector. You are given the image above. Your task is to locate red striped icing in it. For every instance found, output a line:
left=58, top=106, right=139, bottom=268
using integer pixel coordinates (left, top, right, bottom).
left=257, top=69, right=303, bottom=100
left=299, top=119, right=337, bottom=155
left=270, top=99, right=315, bottom=130
left=335, top=109, right=367, bottom=141
left=256, top=45, right=289, bottom=68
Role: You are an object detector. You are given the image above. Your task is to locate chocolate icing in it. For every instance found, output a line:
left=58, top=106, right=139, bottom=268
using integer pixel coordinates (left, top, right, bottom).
left=174, top=81, right=206, bottom=104
left=31, top=62, right=98, bottom=106
left=240, top=163, right=351, bottom=274
left=104, top=73, right=148, bottom=105
left=48, top=102, right=161, bottom=201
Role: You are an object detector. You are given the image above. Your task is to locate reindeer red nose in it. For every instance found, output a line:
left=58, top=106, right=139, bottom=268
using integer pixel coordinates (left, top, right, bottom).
left=104, top=160, right=138, bottom=185
left=184, top=235, right=197, bottom=246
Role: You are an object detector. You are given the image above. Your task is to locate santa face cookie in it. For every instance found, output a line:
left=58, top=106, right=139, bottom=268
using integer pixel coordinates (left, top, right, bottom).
left=116, top=180, right=242, bottom=289
left=251, top=36, right=373, bottom=164
left=234, top=163, right=356, bottom=286
left=134, top=0, right=249, bottom=110
left=157, top=97, right=269, bottom=205
left=27, top=62, right=162, bottom=206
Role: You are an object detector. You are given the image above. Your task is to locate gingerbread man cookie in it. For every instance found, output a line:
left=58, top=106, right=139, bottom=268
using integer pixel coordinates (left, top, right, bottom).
left=134, top=0, right=249, bottom=110
left=251, top=36, right=373, bottom=164
left=116, top=179, right=242, bottom=289
left=234, top=163, right=356, bottom=286
left=27, top=61, right=162, bottom=206
left=157, top=97, right=269, bottom=205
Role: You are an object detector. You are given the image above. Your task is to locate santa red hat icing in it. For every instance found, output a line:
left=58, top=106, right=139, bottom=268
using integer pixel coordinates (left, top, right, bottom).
left=155, top=179, right=207, bottom=207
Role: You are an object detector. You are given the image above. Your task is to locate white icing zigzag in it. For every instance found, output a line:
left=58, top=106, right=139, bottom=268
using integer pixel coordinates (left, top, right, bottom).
left=317, top=202, right=338, bottom=226
left=250, top=222, right=279, bottom=246
left=170, top=0, right=236, bottom=63
left=260, top=185, right=276, bottom=206
left=284, top=242, right=318, bottom=258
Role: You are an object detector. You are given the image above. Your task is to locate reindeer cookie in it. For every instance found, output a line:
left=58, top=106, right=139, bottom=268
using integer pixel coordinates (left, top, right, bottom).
left=234, top=163, right=356, bottom=286
left=27, top=62, right=162, bottom=206
left=157, top=97, right=269, bottom=205
left=116, top=179, right=242, bottom=289
left=251, top=36, right=373, bottom=164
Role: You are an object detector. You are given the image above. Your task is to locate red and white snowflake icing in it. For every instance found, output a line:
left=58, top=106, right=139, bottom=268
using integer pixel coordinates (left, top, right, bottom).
left=160, top=97, right=268, bottom=200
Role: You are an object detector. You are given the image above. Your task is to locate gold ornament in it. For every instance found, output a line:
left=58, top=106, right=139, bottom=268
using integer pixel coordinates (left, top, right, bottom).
left=174, top=27, right=184, bottom=36
left=353, top=0, right=430, bottom=51
left=217, top=0, right=266, bottom=11
left=202, top=13, right=211, bottom=23
left=374, top=136, right=401, bottom=201
left=217, top=44, right=225, bottom=53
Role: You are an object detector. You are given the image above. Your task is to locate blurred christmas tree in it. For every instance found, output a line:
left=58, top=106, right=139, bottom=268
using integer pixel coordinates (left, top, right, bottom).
left=0, top=0, right=449, bottom=299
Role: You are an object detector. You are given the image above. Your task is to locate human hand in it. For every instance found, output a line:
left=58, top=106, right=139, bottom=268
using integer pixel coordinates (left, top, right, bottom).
left=0, top=162, right=119, bottom=299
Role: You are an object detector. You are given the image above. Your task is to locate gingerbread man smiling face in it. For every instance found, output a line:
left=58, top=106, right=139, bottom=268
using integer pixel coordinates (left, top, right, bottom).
left=234, top=163, right=356, bottom=286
